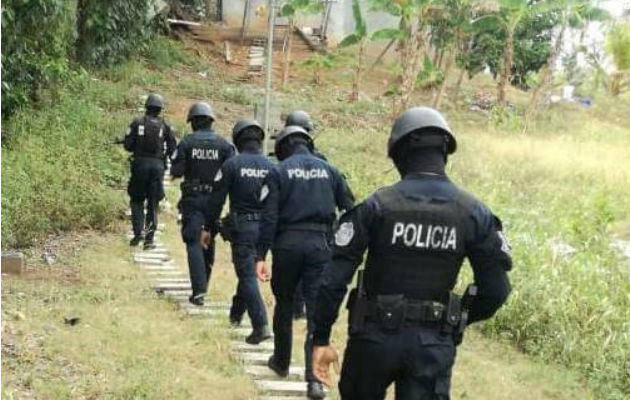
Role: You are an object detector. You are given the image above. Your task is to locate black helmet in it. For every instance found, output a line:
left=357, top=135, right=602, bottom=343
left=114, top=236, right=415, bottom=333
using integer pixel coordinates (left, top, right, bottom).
left=233, top=119, right=265, bottom=143
left=285, top=110, right=314, bottom=133
left=145, top=93, right=163, bottom=109
left=274, top=125, right=314, bottom=158
left=388, top=107, right=456, bottom=157
left=187, top=102, right=216, bottom=122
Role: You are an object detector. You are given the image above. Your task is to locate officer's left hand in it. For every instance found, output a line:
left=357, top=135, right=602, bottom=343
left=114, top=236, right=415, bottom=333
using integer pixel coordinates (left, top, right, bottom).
left=200, top=230, right=212, bottom=250
left=312, top=345, right=340, bottom=387
left=256, top=261, right=270, bottom=282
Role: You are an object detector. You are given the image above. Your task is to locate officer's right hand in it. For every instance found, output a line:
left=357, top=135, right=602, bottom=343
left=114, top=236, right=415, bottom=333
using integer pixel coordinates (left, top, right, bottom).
left=313, top=345, right=340, bottom=387
left=256, top=261, right=270, bottom=282
left=200, top=230, right=212, bottom=250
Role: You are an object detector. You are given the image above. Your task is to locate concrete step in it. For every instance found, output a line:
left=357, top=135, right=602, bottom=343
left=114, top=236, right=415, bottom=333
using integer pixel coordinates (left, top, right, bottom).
left=133, top=253, right=171, bottom=261
left=237, top=351, right=274, bottom=366
left=254, top=380, right=307, bottom=396
left=151, top=282, right=192, bottom=290
left=259, top=397, right=306, bottom=400
left=141, top=265, right=178, bottom=272
left=231, top=341, right=274, bottom=352
left=244, top=365, right=304, bottom=381
left=184, top=307, right=228, bottom=317
left=151, top=278, right=190, bottom=284
left=134, top=257, right=170, bottom=266
left=145, top=271, right=186, bottom=277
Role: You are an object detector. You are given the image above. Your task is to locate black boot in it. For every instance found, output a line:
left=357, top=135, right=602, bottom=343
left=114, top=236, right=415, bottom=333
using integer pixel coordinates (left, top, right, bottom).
left=129, top=235, right=142, bottom=247
left=245, top=325, right=271, bottom=345
left=143, top=239, right=156, bottom=250
left=307, top=381, right=326, bottom=399
left=189, top=293, right=204, bottom=306
left=267, top=355, right=289, bottom=378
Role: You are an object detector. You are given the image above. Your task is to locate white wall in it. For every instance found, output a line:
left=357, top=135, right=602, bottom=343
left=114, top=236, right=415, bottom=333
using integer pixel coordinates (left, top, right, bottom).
left=220, top=0, right=400, bottom=44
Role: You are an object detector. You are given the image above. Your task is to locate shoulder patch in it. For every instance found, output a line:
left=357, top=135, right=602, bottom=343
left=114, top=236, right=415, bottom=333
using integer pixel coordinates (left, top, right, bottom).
left=334, top=222, right=354, bottom=247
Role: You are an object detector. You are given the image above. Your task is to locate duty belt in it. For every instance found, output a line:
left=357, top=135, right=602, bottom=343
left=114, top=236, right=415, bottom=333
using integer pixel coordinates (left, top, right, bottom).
left=181, top=182, right=213, bottom=194
left=233, top=212, right=261, bottom=221
left=278, top=222, right=329, bottom=232
left=366, top=300, right=445, bottom=324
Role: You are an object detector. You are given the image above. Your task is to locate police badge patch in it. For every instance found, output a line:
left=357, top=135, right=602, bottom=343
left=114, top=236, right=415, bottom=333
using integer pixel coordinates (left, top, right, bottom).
left=335, top=222, right=354, bottom=247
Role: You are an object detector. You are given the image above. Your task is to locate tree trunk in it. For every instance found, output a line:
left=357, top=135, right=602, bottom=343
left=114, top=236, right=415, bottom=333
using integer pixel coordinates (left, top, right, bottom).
left=351, top=40, right=365, bottom=101
left=453, top=67, right=466, bottom=105
left=399, top=21, right=424, bottom=112
left=437, top=48, right=445, bottom=70
left=433, top=51, right=454, bottom=109
left=282, top=18, right=294, bottom=87
left=497, top=29, right=513, bottom=105
left=523, top=21, right=567, bottom=131
left=368, top=38, right=395, bottom=72
left=205, top=0, right=215, bottom=20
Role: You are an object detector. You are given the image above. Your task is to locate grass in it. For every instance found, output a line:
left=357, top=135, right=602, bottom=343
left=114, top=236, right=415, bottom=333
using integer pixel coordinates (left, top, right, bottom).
left=1, top=225, right=256, bottom=400
left=2, top=32, right=628, bottom=399
left=313, top=82, right=630, bottom=398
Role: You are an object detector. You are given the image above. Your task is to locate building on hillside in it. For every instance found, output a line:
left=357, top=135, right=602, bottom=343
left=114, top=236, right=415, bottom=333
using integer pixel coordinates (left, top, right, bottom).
left=210, top=0, right=398, bottom=46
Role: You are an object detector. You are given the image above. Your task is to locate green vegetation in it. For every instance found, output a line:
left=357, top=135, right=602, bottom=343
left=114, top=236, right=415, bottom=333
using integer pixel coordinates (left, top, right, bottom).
left=1, top=229, right=255, bottom=400
left=1, top=38, right=203, bottom=249
left=314, top=91, right=629, bottom=399
left=2, top=2, right=629, bottom=398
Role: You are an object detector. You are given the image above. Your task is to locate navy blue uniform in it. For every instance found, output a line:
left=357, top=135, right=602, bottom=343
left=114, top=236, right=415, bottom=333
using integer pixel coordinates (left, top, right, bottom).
left=124, top=115, right=176, bottom=241
left=206, top=149, right=274, bottom=329
left=292, top=147, right=357, bottom=319
left=257, top=147, right=354, bottom=383
left=313, top=173, right=512, bottom=400
left=171, top=129, right=235, bottom=298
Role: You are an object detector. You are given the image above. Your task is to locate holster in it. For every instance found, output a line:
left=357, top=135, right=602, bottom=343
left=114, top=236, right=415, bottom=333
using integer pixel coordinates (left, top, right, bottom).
left=220, top=214, right=236, bottom=242
left=441, top=292, right=462, bottom=342
left=374, top=294, right=407, bottom=332
left=347, top=288, right=368, bottom=335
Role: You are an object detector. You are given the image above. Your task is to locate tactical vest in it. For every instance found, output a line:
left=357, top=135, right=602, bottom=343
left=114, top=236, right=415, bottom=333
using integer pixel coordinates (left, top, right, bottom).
left=364, top=186, right=467, bottom=301
left=185, top=135, right=223, bottom=184
left=134, top=116, right=165, bottom=159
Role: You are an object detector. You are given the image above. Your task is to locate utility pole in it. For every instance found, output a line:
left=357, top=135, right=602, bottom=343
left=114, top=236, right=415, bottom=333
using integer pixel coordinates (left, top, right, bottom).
left=263, top=0, right=276, bottom=155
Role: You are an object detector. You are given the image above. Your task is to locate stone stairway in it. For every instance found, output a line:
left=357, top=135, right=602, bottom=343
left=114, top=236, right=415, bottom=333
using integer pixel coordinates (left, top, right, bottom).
left=127, top=183, right=316, bottom=399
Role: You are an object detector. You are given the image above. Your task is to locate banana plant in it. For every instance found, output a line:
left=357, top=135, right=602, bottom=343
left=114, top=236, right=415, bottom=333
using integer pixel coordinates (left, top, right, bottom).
left=301, top=53, right=338, bottom=84
left=339, top=0, right=405, bottom=101
left=280, top=0, right=323, bottom=87
left=474, top=0, right=544, bottom=105
left=369, top=0, right=444, bottom=111
left=524, top=0, right=609, bottom=128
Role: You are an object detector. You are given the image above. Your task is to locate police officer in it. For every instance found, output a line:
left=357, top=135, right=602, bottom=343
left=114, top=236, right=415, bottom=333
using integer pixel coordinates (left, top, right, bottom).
left=284, top=110, right=356, bottom=320
left=285, top=110, right=325, bottom=160
left=204, top=119, right=272, bottom=344
left=171, top=102, right=235, bottom=306
left=124, top=93, right=176, bottom=249
left=256, top=125, right=354, bottom=399
left=311, top=107, right=513, bottom=400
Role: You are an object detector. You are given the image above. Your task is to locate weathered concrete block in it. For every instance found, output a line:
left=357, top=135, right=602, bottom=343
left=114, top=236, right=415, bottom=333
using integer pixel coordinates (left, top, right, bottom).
left=1, top=252, right=24, bottom=275
left=244, top=365, right=304, bottom=380
left=237, top=351, right=274, bottom=366
left=254, top=380, right=308, bottom=396
left=231, top=341, right=274, bottom=353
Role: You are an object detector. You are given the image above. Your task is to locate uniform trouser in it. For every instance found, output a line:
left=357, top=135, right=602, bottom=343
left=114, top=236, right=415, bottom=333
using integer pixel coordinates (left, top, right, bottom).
left=180, top=193, right=216, bottom=297
left=128, top=158, right=165, bottom=241
left=293, top=280, right=306, bottom=316
left=270, top=230, right=330, bottom=383
left=339, top=323, right=456, bottom=400
left=228, top=218, right=268, bottom=329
